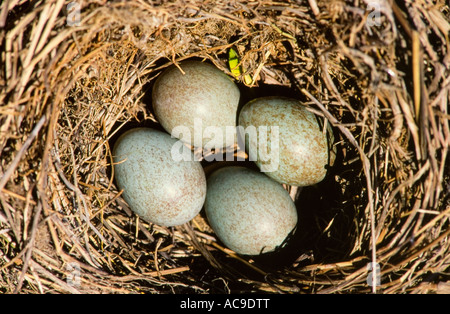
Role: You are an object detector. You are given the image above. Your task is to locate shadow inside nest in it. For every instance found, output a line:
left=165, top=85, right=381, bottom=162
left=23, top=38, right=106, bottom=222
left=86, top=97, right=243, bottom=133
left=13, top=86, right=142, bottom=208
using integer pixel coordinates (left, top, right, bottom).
left=224, top=161, right=357, bottom=276
left=188, top=147, right=359, bottom=283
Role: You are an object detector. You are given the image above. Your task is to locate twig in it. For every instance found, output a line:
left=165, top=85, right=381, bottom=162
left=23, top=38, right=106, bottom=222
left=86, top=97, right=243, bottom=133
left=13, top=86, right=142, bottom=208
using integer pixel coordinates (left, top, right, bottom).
left=52, top=142, right=109, bottom=248
left=30, top=259, right=81, bottom=294
left=210, top=242, right=268, bottom=277
left=0, top=115, right=47, bottom=192
left=308, top=0, right=320, bottom=17
left=412, top=30, right=421, bottom=123
left=13, top=202, right=43, bottom=293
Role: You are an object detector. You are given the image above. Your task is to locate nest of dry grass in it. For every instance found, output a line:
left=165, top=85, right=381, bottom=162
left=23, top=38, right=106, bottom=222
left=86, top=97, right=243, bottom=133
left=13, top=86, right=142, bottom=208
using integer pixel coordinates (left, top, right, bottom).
left=1, top=0, right=449, bottom=294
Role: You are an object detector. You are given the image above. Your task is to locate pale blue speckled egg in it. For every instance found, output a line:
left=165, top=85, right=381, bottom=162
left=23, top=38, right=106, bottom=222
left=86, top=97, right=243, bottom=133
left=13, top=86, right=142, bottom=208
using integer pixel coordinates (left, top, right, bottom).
left=152, top=61, right=240, bottom=149
left=238, top=96, right=333, bottom=186
left=205, top=166, right=298, bottom=256
left=113, top=128, right=206, bottom=227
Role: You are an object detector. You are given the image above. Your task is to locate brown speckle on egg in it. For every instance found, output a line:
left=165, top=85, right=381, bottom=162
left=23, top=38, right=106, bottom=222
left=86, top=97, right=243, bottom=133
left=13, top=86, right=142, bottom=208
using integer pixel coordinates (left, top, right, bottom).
left=238, top=96, right=332, bottom=186
left=152, top=61, right=240, bottom=149
left=113, top=128, right=206, bottom=227
left=205, top=166, right=298, bottom=255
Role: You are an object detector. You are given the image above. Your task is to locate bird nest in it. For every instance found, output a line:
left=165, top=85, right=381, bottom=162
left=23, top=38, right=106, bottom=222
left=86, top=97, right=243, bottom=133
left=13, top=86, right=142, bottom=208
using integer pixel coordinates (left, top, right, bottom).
left=1, top=0, right=449, bottom=294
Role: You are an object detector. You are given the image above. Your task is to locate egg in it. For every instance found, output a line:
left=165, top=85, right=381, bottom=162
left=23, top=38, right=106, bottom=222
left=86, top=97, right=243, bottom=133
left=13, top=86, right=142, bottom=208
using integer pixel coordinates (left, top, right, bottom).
left=113, top=128, right=206, bottom=227
left=238, top=96, right=333, bottom=186
left=205, top=166, right=298, bottom=255
left=152, top=61, right=240, bottom=149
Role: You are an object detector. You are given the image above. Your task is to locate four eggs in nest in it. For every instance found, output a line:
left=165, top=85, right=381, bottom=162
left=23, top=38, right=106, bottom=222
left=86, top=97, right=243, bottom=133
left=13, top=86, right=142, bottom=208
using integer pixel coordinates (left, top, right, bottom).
left=113, top=60, right=335, bottom=256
